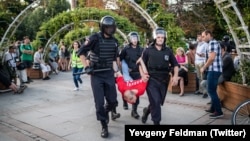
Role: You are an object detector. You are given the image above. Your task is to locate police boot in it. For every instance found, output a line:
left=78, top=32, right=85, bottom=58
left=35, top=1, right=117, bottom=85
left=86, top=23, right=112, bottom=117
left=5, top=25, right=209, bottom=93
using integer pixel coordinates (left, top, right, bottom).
left=141, top=107, right=150, bottom=124
left=131, top=104, right=140, bottom=119
left=100, top=121, right=109, bottom=138
left=111, top=107, right=121, bottom=120
left=153, top=121, right=160, bottom=125
left=105, top=110, right=110, bottom=124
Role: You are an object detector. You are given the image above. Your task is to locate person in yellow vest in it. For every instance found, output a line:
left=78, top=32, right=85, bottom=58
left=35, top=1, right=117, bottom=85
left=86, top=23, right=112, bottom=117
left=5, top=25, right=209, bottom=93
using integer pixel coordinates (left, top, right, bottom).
left=68, top=41, right=84, bottom=91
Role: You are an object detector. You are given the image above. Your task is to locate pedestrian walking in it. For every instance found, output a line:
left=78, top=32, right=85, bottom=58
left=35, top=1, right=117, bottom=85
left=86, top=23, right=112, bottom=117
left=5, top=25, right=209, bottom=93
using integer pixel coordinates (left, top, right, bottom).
left=200, top=30, right=223, bottom=119
left=68, top=41, right=84, bottom=91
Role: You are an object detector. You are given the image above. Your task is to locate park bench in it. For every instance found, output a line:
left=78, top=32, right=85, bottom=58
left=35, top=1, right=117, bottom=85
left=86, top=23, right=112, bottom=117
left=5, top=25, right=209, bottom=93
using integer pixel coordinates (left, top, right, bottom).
left=168, top=72, right=196, bottom=94
left=29, top=68, right=43, bottom=79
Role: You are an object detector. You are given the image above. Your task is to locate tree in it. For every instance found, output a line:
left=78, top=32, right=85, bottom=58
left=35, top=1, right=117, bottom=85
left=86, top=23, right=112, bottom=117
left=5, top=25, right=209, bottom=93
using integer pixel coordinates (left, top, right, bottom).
left=16, top=0, right=70, bottom=41
left=0, top=0, right=25, bottom=40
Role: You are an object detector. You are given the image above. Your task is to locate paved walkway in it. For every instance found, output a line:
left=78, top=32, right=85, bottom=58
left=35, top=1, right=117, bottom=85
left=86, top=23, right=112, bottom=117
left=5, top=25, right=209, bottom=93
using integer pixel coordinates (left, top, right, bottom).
left=0, top=71, right=232, bottom=141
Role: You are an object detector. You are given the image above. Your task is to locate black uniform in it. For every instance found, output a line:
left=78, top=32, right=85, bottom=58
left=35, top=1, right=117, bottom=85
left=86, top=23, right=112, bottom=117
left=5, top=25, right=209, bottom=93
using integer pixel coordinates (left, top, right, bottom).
left=120, top=45, right=144, bottom=79
left=119, top=44, right=143, bottom=117
left=78, top=31, right=119, bottom=127
left=142, top=44, right=178, bottom=124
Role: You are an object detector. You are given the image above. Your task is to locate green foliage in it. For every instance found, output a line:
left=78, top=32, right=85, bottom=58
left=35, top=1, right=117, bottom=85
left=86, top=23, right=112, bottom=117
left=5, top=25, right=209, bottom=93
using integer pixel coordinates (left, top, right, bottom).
left=0, top=0, right=25, bottom=39
left=154, top=12, right=185, bottom=51
left=64, top=28, right=93, bottom=46
left=231, top=59, right=250, bottom=86
left=34, top=7, right=138, bottom=48
left=46, top=0, right=70, bottom=17
left=135, top=0, right=185, bottom=50
left=187, top=63, right=195, bottom=72
left=134, top=0, right=143, bottom=4
left=24, top=0, right=34, bottom=4
left=16, top=0, right=70, bottom=40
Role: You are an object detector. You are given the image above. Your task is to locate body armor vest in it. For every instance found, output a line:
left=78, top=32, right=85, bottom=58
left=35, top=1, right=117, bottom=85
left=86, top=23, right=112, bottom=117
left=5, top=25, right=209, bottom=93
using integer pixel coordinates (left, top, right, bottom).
left=147, top=46, right=170, bottom=81
left=89, top=33, right=117, bottom=69
left=124, top=46, right=143, bottom=72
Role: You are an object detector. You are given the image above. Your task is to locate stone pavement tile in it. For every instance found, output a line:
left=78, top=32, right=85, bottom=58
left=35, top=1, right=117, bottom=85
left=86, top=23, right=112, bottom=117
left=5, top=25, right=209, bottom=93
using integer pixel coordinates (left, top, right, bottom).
left=0, top=132, right=19, bottom=141
left=1, top=117, right=37, bottom=132
left=0, top=71, right=234, bottom=141
left=0, top=131, right=32, bottom=141
left=0, top=121, right=40, bottom=141
left=1, top=115, right=67, bottom=141
left=10, top=111, right=47, bottom=124
left=190, top=108, right=232, bottom=125
left=42, top=121, right=80, bottom=137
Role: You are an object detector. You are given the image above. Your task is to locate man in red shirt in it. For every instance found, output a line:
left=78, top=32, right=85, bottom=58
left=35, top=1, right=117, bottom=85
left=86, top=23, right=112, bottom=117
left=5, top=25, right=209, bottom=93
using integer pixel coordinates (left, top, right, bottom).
left=115, top=58, right=149, bottom=104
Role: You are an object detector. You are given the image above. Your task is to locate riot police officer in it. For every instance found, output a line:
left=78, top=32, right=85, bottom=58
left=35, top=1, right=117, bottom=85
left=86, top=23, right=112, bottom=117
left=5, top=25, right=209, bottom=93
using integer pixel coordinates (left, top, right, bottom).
left=78, top=15, right=120, bottom=138
left=141, top=27, right=179, bottom=125
left=119, top=31, right=144, bottom=119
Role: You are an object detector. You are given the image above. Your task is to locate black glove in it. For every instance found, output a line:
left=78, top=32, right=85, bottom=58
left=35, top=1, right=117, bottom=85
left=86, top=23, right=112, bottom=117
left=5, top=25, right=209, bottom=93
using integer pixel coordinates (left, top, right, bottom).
left=85, top=66, right=93, bottom=74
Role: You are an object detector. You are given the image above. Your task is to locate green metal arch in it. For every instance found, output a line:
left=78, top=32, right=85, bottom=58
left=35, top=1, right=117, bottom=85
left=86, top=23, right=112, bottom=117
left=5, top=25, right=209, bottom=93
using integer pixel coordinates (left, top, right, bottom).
left=46, top=20, right=128, bottom=45
left=43, top=20, right=128, bottom=52
left=0, top=0, right=41, bottom=51
left=38, top=7, right=138, bottom=34
left=34, top=7, right=138, bottom=46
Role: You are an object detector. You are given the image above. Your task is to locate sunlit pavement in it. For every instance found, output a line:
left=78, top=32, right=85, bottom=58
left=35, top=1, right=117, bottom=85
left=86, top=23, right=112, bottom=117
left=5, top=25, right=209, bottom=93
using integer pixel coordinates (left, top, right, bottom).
left=0, top=71, right=232, bottom=141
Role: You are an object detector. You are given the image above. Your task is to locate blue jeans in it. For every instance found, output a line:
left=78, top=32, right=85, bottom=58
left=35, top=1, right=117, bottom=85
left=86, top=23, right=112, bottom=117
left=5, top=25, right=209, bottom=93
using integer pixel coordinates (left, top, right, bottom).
left=72, top=67, right=83, bottom=88
left=207, top=71, right=223, bottom=114
left=121, top=60, right=133, bottom=81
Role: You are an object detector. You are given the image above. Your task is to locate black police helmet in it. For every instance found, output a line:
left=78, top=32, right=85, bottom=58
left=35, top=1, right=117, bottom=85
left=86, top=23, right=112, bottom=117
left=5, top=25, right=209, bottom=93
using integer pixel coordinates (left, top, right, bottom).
left=223, top=35, right=230, bottom=41
left=127, top=32, right=140, bottom=43
left=153, top=27, right=167, bottom=39
left=152, top=27, right=167, bottom=45
left=99, top=15, right=116, bottom=36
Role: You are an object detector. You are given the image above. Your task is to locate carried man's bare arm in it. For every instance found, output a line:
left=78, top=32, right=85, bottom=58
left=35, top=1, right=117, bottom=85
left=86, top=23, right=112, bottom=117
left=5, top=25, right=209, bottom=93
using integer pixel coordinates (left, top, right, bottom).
left=136, top=57, right=149, bottom=82
left=113, top=61, right=122, bottom=77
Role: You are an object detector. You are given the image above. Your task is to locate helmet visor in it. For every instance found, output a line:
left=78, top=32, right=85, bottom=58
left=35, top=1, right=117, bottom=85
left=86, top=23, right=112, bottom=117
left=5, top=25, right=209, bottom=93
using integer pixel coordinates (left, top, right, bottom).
left=153, top=28, right=166, bottom=39
left=129, top=35, right=139, bottom=42
left=155, top=29, right=166, bottom=36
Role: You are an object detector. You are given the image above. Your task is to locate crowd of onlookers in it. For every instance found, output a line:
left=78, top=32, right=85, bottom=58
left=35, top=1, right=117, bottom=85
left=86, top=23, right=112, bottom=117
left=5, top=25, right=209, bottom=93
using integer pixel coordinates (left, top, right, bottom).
left=0, top=36, right=74, bottom=94
left=183, top=34, right=237, bottom=99
left=0, top=33, right=239, bottom=97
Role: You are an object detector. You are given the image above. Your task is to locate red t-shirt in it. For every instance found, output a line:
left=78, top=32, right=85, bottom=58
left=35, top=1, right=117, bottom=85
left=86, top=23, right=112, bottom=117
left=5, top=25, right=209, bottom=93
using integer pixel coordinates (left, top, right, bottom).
left=116, top=76, right=147, bottom=97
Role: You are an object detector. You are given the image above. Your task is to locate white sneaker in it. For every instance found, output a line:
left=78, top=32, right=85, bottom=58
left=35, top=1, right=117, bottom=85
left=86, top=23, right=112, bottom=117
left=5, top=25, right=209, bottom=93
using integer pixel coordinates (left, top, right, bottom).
left=79, top=83, right=84, bottom=89
left=73, top=87, right=79, bottom=91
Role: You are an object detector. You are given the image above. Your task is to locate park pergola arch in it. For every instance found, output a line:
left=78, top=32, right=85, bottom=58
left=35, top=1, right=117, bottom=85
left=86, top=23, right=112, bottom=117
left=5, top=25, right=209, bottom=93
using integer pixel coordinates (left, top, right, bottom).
left=0, top=0, right=157, bottom=51
left=0, top=0, right=249, bottom=72
left=43, top=20, right=128, bottom=51
left=214, top=0, right=250, bottom=84
left=0, top=0, right=41, bottom=51
left=35, top=7, right=139, bottom=49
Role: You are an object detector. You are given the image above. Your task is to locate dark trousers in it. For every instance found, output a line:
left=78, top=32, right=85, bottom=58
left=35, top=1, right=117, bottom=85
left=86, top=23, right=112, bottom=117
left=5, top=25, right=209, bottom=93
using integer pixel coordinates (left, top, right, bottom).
left=90, top=70, right=118, bottom=121
left=146, top=78, right=168, bottom=123
left=207, top=71, right=223, bottom=114
left=0, top=71, right=11, bottom=87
